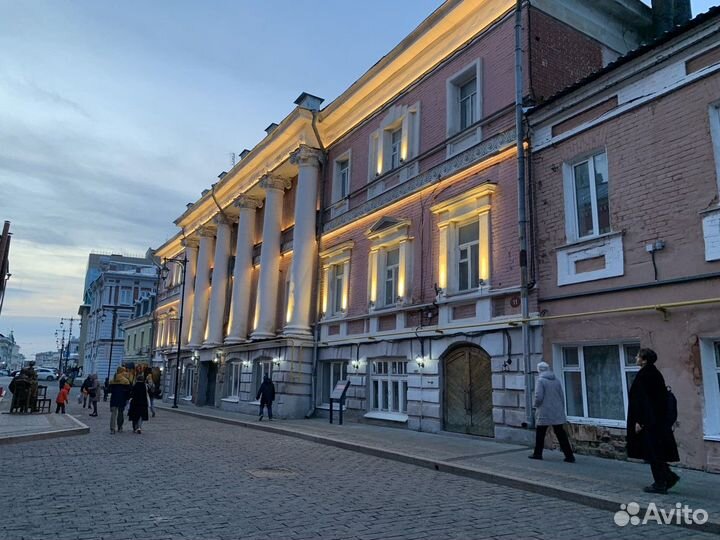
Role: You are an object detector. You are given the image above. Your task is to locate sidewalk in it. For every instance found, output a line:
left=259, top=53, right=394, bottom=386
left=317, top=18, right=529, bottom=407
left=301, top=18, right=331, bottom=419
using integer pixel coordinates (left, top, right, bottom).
left=159, top=402, right=720, bottom=534
left=0, top=391, right=89, bottom=444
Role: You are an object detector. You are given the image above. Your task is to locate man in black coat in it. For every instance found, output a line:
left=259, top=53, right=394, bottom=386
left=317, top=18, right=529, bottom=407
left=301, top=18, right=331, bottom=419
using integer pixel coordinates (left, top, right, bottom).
left=627, top=348, right=680, bottom=494
left=256, top=375, right=275, bottom=421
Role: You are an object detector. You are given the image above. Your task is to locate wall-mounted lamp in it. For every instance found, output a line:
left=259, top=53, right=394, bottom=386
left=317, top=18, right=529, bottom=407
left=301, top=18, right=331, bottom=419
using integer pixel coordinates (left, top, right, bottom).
left=416, top=356, right=426, bottom=369
left=351, top=359, right=360, bottom=371
left=272, top=357, right=281, bottom=367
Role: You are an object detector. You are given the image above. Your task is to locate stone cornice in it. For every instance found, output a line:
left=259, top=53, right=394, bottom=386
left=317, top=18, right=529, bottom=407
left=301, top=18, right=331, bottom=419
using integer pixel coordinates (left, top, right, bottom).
left=323, top=128, right=516, bottom=234
left=290, top=145, right=324, bottom=167
left=198, top=226, right=217, bottom=238
left=260, top=174, right=292, bottom=192
left=182, top=238, right=199, bottom=249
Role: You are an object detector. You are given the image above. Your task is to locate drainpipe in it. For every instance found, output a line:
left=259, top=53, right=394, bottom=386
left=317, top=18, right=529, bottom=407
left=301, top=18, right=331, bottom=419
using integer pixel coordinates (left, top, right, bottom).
left=307, top=109, right=327, bottom=418
left=515, top=0, right=534, bottom=429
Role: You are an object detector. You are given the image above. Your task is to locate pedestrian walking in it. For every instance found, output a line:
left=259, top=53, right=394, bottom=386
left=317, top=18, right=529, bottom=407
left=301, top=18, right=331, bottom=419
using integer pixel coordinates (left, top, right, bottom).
left=55, top=382, right=71, bottom=414
left=627, top=348, right=680, bottom=494
left=256, top=374, right=275, bottom=421
left=109, top=367, right=131, bottom=434
left=81, top=375, right=91, bottom=408
left=529, top=361, right=575, bottom=462
left=58, top=373, right=67, bottom=389
left=145, top=374, right=156, bottom=418
left=128, top=374, right=149, bottom=434
left=87, top=374, right=99, bottom=416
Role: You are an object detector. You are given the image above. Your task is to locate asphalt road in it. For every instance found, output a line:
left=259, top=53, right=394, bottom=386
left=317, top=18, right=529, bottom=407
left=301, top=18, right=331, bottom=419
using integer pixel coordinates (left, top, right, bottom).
left=0, top=405, right=713, bottom=540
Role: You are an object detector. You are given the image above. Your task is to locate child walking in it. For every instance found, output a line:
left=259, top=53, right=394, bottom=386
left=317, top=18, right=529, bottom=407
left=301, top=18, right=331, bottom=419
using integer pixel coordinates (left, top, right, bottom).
left=55, top=382, right=71, bottom=414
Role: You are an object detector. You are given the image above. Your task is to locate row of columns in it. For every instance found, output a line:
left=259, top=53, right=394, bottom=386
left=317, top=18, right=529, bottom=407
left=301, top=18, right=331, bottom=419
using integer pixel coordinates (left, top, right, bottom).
left=171, top=145, right=323, bottom=350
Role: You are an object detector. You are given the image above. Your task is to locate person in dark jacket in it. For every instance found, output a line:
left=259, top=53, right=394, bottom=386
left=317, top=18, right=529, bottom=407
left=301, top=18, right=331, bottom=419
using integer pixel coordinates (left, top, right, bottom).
left=109, top=367, right=132, bottom=434
left=627, top=348, right=680, bottom=494
left=256, top=375, right=275, bottom=421
left=128, top=374, right=150, bottom=434
left=87, top=374, right=99, bottom=416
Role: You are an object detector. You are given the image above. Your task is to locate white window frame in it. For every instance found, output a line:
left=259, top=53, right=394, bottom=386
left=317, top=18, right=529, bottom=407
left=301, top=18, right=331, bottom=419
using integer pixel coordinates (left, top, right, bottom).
left=252, top=359, right=273, bottom=402
left=563, top=150, right=610, bottom=242
left=226, top=362, right=242, bottom=400
left=431, top=184, right=495, bottom=297
left=332, top=150, right=352, bottom=204
left=183, top=365, right=196, bottom=400
left=383, top=247, right=400, bottom=307
left=120, top=287, right=133, bottom=305
left=459, top=78, right=478, bottom=131
left=330, top=263, right=346, bottom=316
left=700, top=338, right=720, bottom=440
left=446, top=59, right=482, bottom=157
left=555, top=342, right=640, bottom=428
left=456, top=219, right=480, bottom=292
left=368, top=102, right=421, bottom=180
left=370, top=360, right=408, bottom=414
left=366, top=219, right=413, bottom=310
left=320, top=242, right=353, bottom=320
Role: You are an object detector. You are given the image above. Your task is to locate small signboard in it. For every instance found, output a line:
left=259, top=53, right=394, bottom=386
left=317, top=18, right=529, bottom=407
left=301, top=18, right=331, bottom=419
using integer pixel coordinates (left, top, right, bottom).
left=331, top=379, right=351, bottom=400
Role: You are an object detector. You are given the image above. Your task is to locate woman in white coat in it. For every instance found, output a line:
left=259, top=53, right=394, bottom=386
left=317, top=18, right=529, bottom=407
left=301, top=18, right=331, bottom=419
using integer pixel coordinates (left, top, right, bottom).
left=529, top=361, right=575, bottom=462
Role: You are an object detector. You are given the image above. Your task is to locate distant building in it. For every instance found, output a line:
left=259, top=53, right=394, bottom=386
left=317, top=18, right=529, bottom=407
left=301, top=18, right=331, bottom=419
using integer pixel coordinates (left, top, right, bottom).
left=78, top=253, right=158, bottom=382
left=122, top=293, right=156, bottom=368
left=35, top=350, right=61, bottom=368
left=0, top=331, right=23, bottom=370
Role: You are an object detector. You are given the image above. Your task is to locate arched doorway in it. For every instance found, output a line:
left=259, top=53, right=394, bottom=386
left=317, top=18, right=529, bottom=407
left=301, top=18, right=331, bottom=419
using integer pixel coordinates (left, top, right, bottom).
left=443, top=345, right=494, bottom=437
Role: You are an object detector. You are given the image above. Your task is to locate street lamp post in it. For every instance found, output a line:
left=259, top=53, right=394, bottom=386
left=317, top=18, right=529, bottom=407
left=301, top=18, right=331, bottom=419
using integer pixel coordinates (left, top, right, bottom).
left=161, top=254, right=188, bottom=409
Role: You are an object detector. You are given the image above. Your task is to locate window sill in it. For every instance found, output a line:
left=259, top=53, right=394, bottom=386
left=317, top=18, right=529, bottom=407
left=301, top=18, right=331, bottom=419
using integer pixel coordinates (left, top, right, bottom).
left=559, top=230, right=622, bottom=250
left=438, top=287, right=490, bottom=304
left=567, top=416, right=626, bottom=429
left=221, top=397, right=240, bottom=403
left=364, top=411, right=408, bottom=422
left=322, top=313, right=346, bottom=323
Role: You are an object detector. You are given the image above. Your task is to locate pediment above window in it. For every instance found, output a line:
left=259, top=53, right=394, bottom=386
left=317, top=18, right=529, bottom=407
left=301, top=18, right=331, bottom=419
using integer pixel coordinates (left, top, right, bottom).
left=366, top=217, right=411, bottom=242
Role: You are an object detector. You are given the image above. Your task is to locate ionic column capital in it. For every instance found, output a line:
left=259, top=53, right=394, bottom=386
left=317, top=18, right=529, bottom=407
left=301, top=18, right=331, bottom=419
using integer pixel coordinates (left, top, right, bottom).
left=234, top=195, right=263, bottom=210
left=182, top=238, right=199, bottom=249
left=198, top=225, right=216, bottom=238
left=259, top=174, right=291, bottom=192
left=290, top=145, right=324, bottom=167
left=213, top=214, right=232, bottom=227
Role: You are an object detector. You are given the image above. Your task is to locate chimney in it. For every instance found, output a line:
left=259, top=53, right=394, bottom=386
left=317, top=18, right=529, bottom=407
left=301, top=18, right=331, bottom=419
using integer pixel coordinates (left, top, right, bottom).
left=294, top=92, right=324, bottom=111
left=218, top=171, right=227, bottom=180
left=201, top=189, right=210, bottom=197
left=652, top=0, right=691, bottom=35
left=265, top=123, right=279, bottom=135
left=186, top=203, right=193, bottom=209
left=239, top=149, right=251, bottom=159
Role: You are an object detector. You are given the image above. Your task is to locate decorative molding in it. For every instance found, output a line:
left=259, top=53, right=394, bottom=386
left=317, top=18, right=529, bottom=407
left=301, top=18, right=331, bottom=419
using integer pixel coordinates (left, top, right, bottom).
left=324, top=129, right=515, bottom=233
left=213, top=214, right=232, bottom=227
left=259, top=174, right=291, bottom=192
left=234, top=195, right=263, bottom=210
left=290, top=144, right=325, bottom=167
left=182, top=238, right=199, bottom=249
left=198, top=226, right=217, bottom=238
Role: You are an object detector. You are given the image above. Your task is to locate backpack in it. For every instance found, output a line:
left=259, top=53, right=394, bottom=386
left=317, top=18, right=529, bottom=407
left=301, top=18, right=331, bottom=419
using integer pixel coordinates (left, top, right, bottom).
left=666, top=386, right=678, bottom=428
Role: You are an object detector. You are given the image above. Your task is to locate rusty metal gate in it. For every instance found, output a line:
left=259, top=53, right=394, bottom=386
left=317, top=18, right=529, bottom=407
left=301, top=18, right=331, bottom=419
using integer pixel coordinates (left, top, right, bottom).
left=444, top=346, right=494, bottom=437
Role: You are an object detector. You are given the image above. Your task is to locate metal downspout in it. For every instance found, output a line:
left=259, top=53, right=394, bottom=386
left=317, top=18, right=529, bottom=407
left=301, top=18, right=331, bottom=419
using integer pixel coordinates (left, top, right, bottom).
left=515, top=0, right=534, bottom=429
left=307, top=109, right=327, bottom=418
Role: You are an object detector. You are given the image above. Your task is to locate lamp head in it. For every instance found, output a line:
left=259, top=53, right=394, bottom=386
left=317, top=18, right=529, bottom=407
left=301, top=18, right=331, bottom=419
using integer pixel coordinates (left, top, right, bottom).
left=160, top=260, right=170, bottom=280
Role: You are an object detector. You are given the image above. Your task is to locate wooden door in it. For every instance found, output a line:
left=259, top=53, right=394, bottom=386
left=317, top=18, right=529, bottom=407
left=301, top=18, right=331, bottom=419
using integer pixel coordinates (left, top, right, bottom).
left=444, top=347, right=494, bottom=437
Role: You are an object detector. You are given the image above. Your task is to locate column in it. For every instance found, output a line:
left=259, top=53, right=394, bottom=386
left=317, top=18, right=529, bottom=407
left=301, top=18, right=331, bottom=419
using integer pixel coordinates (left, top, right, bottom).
left=188, top=226, right=216, bottom=347
left=397, top=239, right=410, bottom=301
left=204, top=215, right=232, bottom=346
left=285, top=146, right=323, bottom=337
left=226, top=196, right=262, bottom=343
left=368, top=248, right=379, bottom=309
left=478, top=209, right=491, bottom=283
left=251, top=174, right=290, bottom=339
left=181, top=238, right=199, bottom=346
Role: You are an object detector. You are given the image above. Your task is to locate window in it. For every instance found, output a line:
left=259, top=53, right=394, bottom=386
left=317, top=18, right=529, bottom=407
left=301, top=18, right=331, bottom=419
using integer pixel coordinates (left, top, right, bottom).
left=700, top=339, right=720, bottom=439
left=569, top=151, right=610, bottom=240
left=120, top=287, right=132, bottom=305
left=320, top=361, right=348, bottom=405
left=253, top=360, right=273, bottom=399
left=140, top=331, right=145, bottom=348
left=559, top=343, right=639, bottom=425
left=383, top=248, right=399, bottom=306
left=370, top=360, right=408, bottom=414
left=332, top=151, right=352, bottom=208
left=368, top=102, right=421, bottom=179
left=183, top=366, right=196, bottom=399
left=227, top=362, right=242, bottom=399
left=457, top=221, right=480, bottom=291
left=389, top=128, right=402, bottom=170
left=446, top=59, right=482, bottom=145
left=459, top=78, right=477, bottom=131
left=338, top=159, right=350, bottom=198
left=330, top=264, right=345, bottom=315
left=132, top=334, right=137, bottom=352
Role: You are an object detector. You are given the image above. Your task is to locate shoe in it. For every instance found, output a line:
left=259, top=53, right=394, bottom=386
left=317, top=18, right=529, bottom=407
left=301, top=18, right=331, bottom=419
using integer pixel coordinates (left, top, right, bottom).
left=667, top=472, right=680, bottom=490
left=258, top=415, right=263, bottom=421
left=564, top=457, right=576, bottom=463
left=110, top=430, right=115, bottom=434
left=528, top=455, right=543, bottom=460
left=136, top=429, right=142, bottom=434
left=152, top=412, right=155, bottom=417
left=89, top=413, right=97, bottom=417
left=269, top=418, right=273, bottom=422
left=118, top=429, right=123, bottom=433
left=643, top=484, right=668, bottom=494
left=133, top=428, right=137, bottom=433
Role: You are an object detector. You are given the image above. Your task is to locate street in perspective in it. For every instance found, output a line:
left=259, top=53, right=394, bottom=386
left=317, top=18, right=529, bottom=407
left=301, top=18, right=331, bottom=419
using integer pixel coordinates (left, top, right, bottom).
left=2, top=0, right=720, bottom=538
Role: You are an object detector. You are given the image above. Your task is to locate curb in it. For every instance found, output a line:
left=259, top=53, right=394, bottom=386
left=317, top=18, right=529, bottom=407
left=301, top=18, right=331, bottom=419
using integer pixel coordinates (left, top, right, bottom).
left=161, top=405, right=720, bottom=535
left=0, top=414, right=90, bottom=445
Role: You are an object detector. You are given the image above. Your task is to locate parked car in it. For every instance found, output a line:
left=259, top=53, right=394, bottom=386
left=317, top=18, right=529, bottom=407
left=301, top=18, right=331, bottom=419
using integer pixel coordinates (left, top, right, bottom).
left=36, top=368, right=58, bottom=381
left=0, top=369, right=10, bottom=376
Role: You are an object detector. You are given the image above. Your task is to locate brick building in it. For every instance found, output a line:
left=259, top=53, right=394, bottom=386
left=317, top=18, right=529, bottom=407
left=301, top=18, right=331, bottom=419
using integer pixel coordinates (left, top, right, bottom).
left=528, top=7, right=720, bottom=470
left=153, top=1, right=653, bottom=447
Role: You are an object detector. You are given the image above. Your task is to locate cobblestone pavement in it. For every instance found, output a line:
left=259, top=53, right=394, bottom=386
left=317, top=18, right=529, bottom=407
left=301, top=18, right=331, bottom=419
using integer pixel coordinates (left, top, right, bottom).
left=0, top=410, right=712, bottom=540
